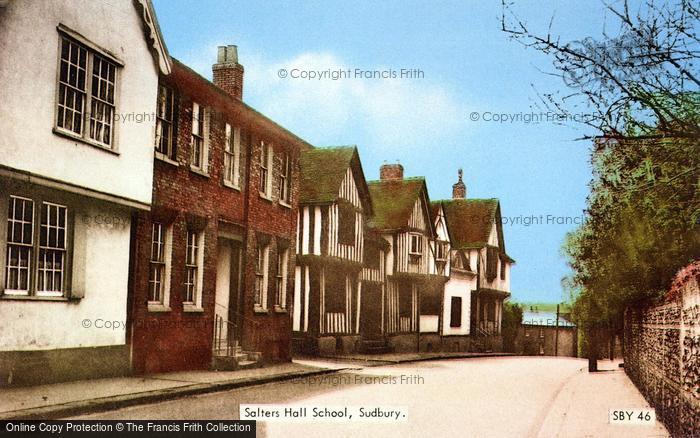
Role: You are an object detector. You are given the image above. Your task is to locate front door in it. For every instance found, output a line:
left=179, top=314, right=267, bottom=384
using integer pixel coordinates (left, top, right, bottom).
left=214, top=239, right=242, bottom=349
left=361, top=282, right=383, bottom=338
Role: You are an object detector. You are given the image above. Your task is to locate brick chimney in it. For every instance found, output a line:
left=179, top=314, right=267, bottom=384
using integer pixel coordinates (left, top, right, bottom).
left=380, top=163, right=404, bottom=181
left=452, top=168, right=466, bottom=199
left=213, top=45, right=244, bottom=100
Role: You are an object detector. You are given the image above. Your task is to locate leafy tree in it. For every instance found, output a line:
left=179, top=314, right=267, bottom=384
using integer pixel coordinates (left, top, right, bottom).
left=502, top=0, right=700, bottom=368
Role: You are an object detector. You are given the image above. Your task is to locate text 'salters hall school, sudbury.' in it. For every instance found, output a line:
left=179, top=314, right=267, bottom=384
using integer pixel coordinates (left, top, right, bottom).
left=0, top=0, right=514, bottom=385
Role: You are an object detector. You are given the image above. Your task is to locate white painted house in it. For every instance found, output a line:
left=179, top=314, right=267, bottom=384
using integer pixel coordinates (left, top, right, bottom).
left=438, top=171, right=514, bottom=351
left=0, top=0, right=170, bottom=385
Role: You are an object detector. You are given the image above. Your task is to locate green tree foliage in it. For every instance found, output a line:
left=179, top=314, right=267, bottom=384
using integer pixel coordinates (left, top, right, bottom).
left=502, top=1, right=700, bottom=330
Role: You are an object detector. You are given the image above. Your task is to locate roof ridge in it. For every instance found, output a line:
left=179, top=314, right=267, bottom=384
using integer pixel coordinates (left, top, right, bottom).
left=315, top=145, right=357, bottom=150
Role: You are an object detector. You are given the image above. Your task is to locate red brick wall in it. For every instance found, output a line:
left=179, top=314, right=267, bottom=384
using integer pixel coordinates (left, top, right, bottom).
left=129, top=61, right=303, bottom=373
left=239, top=126, right=301, bottom=362
left=213, top=63, right=244, bottom=100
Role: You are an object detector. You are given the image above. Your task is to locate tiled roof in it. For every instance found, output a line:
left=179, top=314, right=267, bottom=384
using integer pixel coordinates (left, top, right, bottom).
left=437, top=199, right=499, bottom=249
left=368, top=178, right=426, bottom=231
left=299, top=146, right=356, bottom=204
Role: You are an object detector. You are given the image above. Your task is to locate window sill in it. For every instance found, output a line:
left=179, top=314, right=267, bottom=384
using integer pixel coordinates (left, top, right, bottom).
left=148, top=304, right=172, bottom=312
left=183, top=305, right=205, bottom=313
left=258, top=193, right=274, bottom=202
left=155, top=152, right=179, bottom=167
left=53, top=127, right=120, bottom=156
left=273, top=306, right=288, bottom=314
left=278, top=200, right=292, bottom=209
left=223, top=180, right=241, bottom=191
left=0, top=294, right=71, bottom=302
left=189, top=166, right=210, bottom=178
left=253, top=307, right=269, bottom=314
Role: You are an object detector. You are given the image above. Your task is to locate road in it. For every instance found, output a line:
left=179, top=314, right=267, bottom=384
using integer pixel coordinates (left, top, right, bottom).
left=74, top=357, right=668, bottom=437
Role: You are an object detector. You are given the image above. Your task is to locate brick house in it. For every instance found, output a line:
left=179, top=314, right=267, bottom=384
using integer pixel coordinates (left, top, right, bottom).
left=129, top=46, right=310, bottom=374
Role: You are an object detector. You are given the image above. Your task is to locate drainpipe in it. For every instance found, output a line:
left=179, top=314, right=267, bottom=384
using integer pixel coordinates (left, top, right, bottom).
left=240, top=128, right=253, bottom=349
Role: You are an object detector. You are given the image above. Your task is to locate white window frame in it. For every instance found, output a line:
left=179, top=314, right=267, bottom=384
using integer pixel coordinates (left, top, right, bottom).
left=259, top=141, right=273, bottom=199
left=183, top=230, right=204, bottom=311
left=223, top=123, right=241, bottom=188
left=279, top=153, right=291, bottom=204
left=3, top=196, right=72, bottom=298
left=148, top=222, right=173, bottom=311
left=409, top=233, right=422, bottom=256
left=254, top=243, right=269, bottom=311
left=155, top=84, right=175, bottom=161
left=190, top=102, right=209, bottom=174
left=275, top=248, right=288, bottom=310
left=54, top=27, right=122, bottom=151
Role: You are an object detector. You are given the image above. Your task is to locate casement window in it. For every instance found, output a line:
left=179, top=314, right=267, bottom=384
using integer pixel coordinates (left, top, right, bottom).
left=500, top=257, right=507, bottom=280
left=254, top=243, right=269, bottom=309
left=223, top=123, right=241, bottom=187
left=56, top=33, right=119, bottom=149
left=275, top=248, right=288, bottom=309
left=259, top=141, right=273, bottom=198
left=184, top=230, right=203, bottom=307
left=279, top=153, right=291, bottom=203
left=450, top=296, right=462, bottom=328
left=338, top=201, right=356, bottom=246
left=539, top=328, right=545, bottom=338
left=190, top=102, right=208, bottom=172
left=155, top=84, right=175, bottom=159
left=148, top=222, right=172, bottom=307
left=4, top=196, right=71, bottom=297
left=409, top=233, right=422, bottom=256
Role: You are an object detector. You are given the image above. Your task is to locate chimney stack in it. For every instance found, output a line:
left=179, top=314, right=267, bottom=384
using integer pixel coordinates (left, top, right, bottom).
left=213, top=45, right=244, bottom=100
left=380, top=162, right=404, bottom=181
left=452, top=168, right=466, bottom=199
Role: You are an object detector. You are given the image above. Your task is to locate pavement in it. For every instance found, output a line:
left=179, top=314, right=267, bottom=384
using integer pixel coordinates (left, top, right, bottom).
left=537, top=359, right=670, bottom=438
left=314, top=351, right=514, bottom=364
left=0, top=362, right=338, bottom=420
left=0, top=351, right=499, bottom=421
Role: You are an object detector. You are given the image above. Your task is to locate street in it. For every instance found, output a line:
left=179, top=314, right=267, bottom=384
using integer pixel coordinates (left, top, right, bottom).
left=72, top=357, right=668, bottom=437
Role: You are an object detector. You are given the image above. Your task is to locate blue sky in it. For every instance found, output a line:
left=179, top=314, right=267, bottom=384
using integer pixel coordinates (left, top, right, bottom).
left=152, top=0, right=622, bottom=303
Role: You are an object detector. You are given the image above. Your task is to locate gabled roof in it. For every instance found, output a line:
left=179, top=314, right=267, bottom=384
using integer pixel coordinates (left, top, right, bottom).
left=437, top=199, right=514, bottom=263
left=368, top=177, right=434, bottom=235
left=438, top=198, right=499, bottom=249
left=299, top=146, right=372, bottom=214
left=430, top=201, right=452, bottom=243
left=134, top=0, right=171, bottom=74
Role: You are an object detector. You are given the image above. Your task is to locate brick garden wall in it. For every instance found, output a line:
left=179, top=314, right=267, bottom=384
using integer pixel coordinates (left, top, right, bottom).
left=623, top=263, right=700, bottom=436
